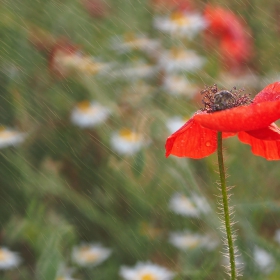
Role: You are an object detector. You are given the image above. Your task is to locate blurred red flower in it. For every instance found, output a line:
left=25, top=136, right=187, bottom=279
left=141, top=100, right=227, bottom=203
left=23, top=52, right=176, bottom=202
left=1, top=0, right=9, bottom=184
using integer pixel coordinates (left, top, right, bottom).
left=48, top=40, right=79, bottom=78
left=204, top=5, right=252, bottom=70
left=81, top=0, right=109, bottom=18
left=165, top=82, right=280, bottom=160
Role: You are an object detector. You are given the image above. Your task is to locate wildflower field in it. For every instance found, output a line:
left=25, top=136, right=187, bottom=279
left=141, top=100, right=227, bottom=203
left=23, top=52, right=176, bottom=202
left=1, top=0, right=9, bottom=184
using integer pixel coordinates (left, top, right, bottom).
left=1, top=0, right=280, bottom=279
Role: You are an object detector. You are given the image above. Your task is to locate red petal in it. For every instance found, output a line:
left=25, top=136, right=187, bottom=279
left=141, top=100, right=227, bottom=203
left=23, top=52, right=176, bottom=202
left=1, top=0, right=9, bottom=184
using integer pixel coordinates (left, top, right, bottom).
left=204, top=6, right=251, bottom=43
left=223, top=132, right=236, bottom=138
left=204, top=6, right=229, bottom=36
left=165, top=118, right=217, bottom=158
left=253, top=82, right=280, bottom=103
left=245, top=123, right=280, bottom=140
left=193, top=100, right=280, bottom=132
left=238, top=131, right=280, bottom=160
left=204, top=5, right=243, bottom=37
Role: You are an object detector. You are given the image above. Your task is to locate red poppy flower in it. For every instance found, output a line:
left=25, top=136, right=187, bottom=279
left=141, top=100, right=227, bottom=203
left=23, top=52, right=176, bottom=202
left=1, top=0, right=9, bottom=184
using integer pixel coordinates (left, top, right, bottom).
left=165, top=82, right=280, bottom=160
left=220, top=36, right=252, bottom=70
left=204, top=5, right=245, bottom=38
left=203, top=5, right=252, bottom=69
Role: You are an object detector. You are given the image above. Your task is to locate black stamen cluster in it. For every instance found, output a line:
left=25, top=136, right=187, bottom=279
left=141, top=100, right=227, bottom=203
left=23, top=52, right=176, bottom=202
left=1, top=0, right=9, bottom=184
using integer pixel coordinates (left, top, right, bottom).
left=200, top=84, right=252, bottom=113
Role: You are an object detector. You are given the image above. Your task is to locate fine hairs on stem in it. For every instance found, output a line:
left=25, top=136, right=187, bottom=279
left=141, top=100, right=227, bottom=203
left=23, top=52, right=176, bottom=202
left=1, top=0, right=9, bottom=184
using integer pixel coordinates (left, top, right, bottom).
left=217, top=131, right=238, bottom=279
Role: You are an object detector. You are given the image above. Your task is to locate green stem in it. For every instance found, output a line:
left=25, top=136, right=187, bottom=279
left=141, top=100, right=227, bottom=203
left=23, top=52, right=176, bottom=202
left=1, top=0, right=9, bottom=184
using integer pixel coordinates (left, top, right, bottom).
left=217, top=131, right=236, bottom=279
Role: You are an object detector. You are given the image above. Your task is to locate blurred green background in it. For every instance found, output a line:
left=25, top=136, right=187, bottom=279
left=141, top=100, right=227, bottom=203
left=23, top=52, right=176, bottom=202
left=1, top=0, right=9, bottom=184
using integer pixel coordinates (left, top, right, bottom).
left=0, top=0, right=280, bottom=279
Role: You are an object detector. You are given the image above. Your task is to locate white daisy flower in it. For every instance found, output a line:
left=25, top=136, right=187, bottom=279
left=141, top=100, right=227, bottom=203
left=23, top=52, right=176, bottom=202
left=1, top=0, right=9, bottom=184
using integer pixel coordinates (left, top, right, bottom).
left=169, top=231, right=219, bottom=251
left=0, top=247, right=21, bottom=270
left=274, top=229, right=280, bottom=244
left=120, top=261, right=175, bottom=280
left=253, top=246, right=275, bottom=274
left=169, top=192, right=210, bottom=217
left=166, top=117, right=189, bottom=134
left=53, top=50, right=111, bottom=76
left=70, top=100, right=110, bottom=128
left=110, top=61, right=158, bottom=81
left=72, top=243, right=112, bottom=267
left=55, top=265, right=77, bottom=280
left=159, top=48, right=205, bottom=73
left=154, top=11, right=207, bottom=38
left=0, top=127, right=26, bottom=148
left=190, top=194, right=211, bottom=214
left=111, top=33, right=161, bottom=57
left=162, top=75, right=198, bottom=97
left=110, top=129, right=147, bottom=155
left=169, top=192, right=199, bottom=217
left=75, top=57, right=112, bottom=76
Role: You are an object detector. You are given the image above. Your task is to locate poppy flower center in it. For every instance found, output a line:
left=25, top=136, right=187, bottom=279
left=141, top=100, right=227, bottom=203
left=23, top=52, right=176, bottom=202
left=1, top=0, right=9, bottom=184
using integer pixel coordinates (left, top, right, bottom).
left=201, top=84, right=252, bottom=113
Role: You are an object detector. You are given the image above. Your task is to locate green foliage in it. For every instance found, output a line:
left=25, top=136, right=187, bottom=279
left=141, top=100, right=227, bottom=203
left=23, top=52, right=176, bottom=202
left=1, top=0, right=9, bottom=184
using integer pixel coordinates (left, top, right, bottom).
left=0, top=0, right=280, bottom=279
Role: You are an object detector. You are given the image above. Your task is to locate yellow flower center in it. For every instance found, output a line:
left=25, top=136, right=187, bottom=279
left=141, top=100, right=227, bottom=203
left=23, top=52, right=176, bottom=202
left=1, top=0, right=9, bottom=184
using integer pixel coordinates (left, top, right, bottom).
left=188, top=240, right=200, bottom=248
left=182, top=236, right=200, bottom=248
left=56, top=52, right=78, bottom=68
left=78, top=247, right=100, bottom=262
left=170, top=12, right=190, bottom=26
left=180, top=195, right=196, bottom=210
left=57, top=52, right=104, bottom=75
left=141, top=273, right=157, bottom=280
left=77, top=59, right=104, bottom=75
left=0, top=127, right=17, bottom=139
left=0, top=250, right=9, bottom=261
left=119, top=129, right=141, bottom=142
left=77, top=100, right=91, bottom=111
left=170, top=48, right=188, bottom=59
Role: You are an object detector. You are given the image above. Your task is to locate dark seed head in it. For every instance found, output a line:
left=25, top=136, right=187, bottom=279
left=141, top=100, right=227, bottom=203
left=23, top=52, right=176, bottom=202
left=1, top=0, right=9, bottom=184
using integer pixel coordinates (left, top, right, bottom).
left=212, top=90, right=235, bottom=111
left=200, top=84, right=252, bottom=113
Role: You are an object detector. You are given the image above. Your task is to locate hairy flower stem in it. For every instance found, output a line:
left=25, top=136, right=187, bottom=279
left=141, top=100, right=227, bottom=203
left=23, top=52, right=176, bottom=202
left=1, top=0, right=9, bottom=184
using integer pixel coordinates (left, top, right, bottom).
left=217, top=131, right=236, bottom=279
